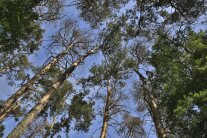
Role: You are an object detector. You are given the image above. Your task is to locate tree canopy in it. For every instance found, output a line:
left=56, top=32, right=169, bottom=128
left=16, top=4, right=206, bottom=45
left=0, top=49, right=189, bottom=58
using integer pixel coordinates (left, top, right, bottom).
left=0, top=0, right=207, bottom=138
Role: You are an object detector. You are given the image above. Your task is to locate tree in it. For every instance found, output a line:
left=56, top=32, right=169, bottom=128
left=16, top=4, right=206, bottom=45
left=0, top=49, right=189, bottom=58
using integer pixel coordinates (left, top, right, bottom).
left=150, top=30, right=207, bottom=137
left=133, top=68, right=167, bottom=138
left=22, top=118, right=48, bottom=138
left=0, top=19, right=85, bottom=121
left=75, top=1, right=207, bottom=137
left=127, top=43, right=168, bottom=138
left=24, top=92, right=95, bottom=138
left=0, top=0, right=65, bottom=83
left=0, top=0, right=68, bottom=94
left=75, top=0, right=207, bottom=39
left=76, top=0, right=129, bottom=27
left=80, top=32, right=137, bottom=137
left=0, top=0, right=43, bottom=53
left=68, top=92, right=95, bottom=133
left=18, top=64, right=94, bottom=138
left=7, top=45, right=99, bottom=138
left=1, top=0, right=207, bottom=137
left=1, top=15, right=123, bottom=137
left=0, top=0, right=65, bottom=53
left=0, top=0, right=43, bottom=88
left=36, top=0, right=65, bottom=21
left=119, top=114, right=145, bottom=138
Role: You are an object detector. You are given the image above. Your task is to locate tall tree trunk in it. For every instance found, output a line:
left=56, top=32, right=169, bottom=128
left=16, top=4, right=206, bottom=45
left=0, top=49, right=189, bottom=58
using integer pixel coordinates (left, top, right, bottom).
left=0, top=44, right=74, bottom=121
left=143, top=86, right=167, bottom=138
left=100, top=79, right=111, bottom=138
left=134, top=68, right=167, bottom=138
left=7, top=46, right=99, bottom=138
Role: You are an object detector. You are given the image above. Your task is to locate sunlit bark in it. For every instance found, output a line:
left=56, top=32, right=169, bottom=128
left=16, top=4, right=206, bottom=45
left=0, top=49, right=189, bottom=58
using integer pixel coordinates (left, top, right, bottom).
left=7, top=46, right=99, bottom=138
left=134, top=68, right=167, bottom=138
left=100, top=79, right=111, bottom=138
left=0, top=65, right=11, bottom=73
left=0, top=44, right=74, bottom=121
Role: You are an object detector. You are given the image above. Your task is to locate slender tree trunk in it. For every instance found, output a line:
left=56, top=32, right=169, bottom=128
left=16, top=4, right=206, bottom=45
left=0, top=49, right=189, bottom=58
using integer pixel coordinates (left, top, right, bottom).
left=146, top=90, right=166, bottom=138
left=28, top=131, right=35, bottom=138
left=7, top=46, right=99, bottom=138
left=44, top=114, right=57, bottom=138
left=50, top=117, right=70, bottom=138
left=134, top=68, right=167, bottom=138
left=0, top=65, right=11, bottom=73
left=130, top=129, right=134, bottom=138
left=100, top=79, right=111, bottom=138
left=0, top=44, right=74, bottom=121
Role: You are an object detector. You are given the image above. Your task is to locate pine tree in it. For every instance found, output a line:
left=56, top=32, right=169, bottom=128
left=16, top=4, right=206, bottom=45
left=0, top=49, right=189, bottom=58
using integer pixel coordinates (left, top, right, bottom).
left=150, top=30, right=207, bottom=137
left=0, top=19, right=83, bottom=121
left=7, top=45, right=99, bottom=138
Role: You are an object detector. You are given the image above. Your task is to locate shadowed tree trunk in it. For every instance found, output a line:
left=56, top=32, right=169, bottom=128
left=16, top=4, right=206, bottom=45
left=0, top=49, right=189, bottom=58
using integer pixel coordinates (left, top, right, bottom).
left=0, top=43, right=74, bottom=121
left=100, top=79, right=111, bottom=138
left=134, top=68, right=167, bottom=138
left=7, top=46, right=99, bottom=138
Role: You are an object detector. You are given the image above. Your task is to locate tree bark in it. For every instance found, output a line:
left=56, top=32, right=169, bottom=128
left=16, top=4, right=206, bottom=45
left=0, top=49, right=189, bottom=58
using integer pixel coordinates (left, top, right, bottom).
left=0, top=65, right=11, bottom=73
left=7, top=46, right=99, bottom=138
left=134, top=68, right=167, bottom=138
left=100, top=79, right=111, bottom=138
left=0, top=44, right=74, bottom=121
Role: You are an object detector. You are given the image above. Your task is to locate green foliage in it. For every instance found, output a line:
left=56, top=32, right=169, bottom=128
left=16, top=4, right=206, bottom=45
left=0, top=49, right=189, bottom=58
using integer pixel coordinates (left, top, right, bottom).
left=0, top=54, right=33, bottom=86
left=39, top=0, right=64, bottom=21
left=119, top=114, right=145, bottom=138
left=0, top=124, right=5, bottom=138
left=89, top=48, right=130, bottom=86
left=68, top=92, right=95, bottom=132
left=36, top=66, right=73, bottom=116
left=0, top=100, right=5, bottom=137
left=1, top=0, right=207, bottom=137
left=150, top=30, right=207, bottom=137
left=49, top=81, right=73, bottom=115
left=0, top=0, right=44, bottom=87
left=81, top=45, right=131, bottom=136
left=76, top=0, right=129, bottom=27
left=46, top=92, right=95, bottom=137
left=36, top=65, right=94, bottom=135
left=0, top=0, right=43, bottom=53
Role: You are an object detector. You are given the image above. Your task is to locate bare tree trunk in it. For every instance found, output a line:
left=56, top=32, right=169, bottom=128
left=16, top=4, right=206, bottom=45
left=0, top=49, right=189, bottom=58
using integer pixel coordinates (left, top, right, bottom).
left=100, top=79, right=111, bottom=138
left=130, top=129, right=134, bottom=138
left=0, top=65, right=11, bottom=73
left=134, top=68, right=167, bottom=138
left=0, top=44, right=74, bottom=121
left=7, top=46, right=99, bottom=138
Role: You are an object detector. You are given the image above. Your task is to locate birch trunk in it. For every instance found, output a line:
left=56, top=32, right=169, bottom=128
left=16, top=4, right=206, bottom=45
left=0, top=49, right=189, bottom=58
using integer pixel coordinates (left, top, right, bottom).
left=134, top=68, right=167, bottom=138
left=0, top=44, right=73, bottom=121
left=100, top=79, right=111, bottom=138
left=7, top=46, right=99, bottom=138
